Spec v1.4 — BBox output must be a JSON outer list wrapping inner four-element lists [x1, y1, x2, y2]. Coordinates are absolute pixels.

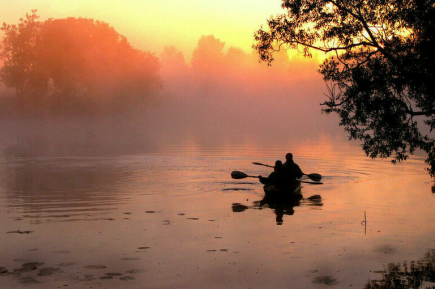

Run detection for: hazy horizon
[[0, 25, 348, 158]]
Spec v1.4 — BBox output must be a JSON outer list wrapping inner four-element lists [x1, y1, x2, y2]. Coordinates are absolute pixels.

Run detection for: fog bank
[[0, 35, 345, 157]]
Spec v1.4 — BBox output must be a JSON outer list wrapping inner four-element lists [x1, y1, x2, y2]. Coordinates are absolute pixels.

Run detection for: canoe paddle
[[231, 171, 259, 179], [231, 171, 323, 185], [252, 162, 322, 182]]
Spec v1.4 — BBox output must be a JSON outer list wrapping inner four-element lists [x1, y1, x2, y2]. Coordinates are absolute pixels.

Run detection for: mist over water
[[0, 32, 426, 198], [155, 41, 342, 145], [0, 35, 346, 158]]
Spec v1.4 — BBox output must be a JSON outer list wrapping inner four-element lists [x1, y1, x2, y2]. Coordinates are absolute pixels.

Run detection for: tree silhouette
[[0, 11, 162, 114], [254, 0, 435, 175]]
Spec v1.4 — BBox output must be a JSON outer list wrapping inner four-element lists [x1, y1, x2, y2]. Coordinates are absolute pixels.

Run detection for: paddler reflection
[[231, 186, 322, 225]]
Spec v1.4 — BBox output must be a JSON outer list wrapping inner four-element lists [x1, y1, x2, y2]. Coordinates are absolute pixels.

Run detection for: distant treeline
[[0, 10, 162, 115], [0, 11, 319, 117]]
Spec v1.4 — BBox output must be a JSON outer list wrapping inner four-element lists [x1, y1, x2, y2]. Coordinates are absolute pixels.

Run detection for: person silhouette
[[259, 160, 284, 186], [283, 153, 303, 182]]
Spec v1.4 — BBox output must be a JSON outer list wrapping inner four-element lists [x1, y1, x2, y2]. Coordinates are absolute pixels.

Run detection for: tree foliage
[[0, 11, 161, 114], [191, 35, 226, 74], [254, 0, 435, 175], [0, 10, 43, 98]]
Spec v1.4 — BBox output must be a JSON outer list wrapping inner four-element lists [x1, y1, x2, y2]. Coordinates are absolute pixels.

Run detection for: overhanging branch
[[280, 38, 376, 54], [405, 110, 435, 116]]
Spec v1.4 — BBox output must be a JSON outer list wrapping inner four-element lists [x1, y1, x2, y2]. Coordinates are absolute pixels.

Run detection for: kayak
[[263, 181, 302, 197]]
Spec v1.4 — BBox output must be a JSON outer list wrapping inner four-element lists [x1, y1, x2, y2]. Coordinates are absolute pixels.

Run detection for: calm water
[[0, 135, 433, 288]]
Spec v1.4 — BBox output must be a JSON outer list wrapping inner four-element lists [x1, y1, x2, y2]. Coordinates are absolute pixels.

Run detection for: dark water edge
[[365, 249, 435, 288]]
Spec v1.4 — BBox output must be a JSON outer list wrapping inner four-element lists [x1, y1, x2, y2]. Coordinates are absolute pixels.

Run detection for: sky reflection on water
[[0, 136, 433, 288]]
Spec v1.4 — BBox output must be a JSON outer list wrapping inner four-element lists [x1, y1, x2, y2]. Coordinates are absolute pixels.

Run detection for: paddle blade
[[231, 171, 248, 179], [305, 173, 322, 182], [252, 162, 274, 168]]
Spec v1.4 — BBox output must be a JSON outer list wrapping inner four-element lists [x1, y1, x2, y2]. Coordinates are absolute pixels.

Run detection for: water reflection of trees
[[232, 187, 322, 225], [366, 249, 435, 289]]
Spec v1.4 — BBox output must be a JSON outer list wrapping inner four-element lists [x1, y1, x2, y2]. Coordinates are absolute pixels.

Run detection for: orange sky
[[1, 0, 288, 59]]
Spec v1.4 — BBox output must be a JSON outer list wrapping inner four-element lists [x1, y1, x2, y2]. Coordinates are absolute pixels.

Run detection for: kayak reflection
[[232, 186, 323, 225]]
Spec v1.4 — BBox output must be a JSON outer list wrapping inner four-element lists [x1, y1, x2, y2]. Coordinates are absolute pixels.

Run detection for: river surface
[[0, 134, 434, 288]]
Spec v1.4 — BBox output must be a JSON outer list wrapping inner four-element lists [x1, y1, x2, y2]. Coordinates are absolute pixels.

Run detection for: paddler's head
[[285, 153, 293, 161], [274, 160, 283, 171]]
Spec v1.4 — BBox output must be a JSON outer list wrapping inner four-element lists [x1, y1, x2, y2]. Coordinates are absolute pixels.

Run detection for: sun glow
[[1, 0, 284, 57]]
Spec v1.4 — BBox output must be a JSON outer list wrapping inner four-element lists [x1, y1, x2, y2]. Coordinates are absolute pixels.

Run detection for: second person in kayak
[[259, 160, 286, 186], [283, 153, 303, 182]]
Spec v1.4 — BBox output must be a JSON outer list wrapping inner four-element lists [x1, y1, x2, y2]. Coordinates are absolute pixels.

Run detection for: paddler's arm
[[259, 176, 269, 185], [294, 164, 303, 178]]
